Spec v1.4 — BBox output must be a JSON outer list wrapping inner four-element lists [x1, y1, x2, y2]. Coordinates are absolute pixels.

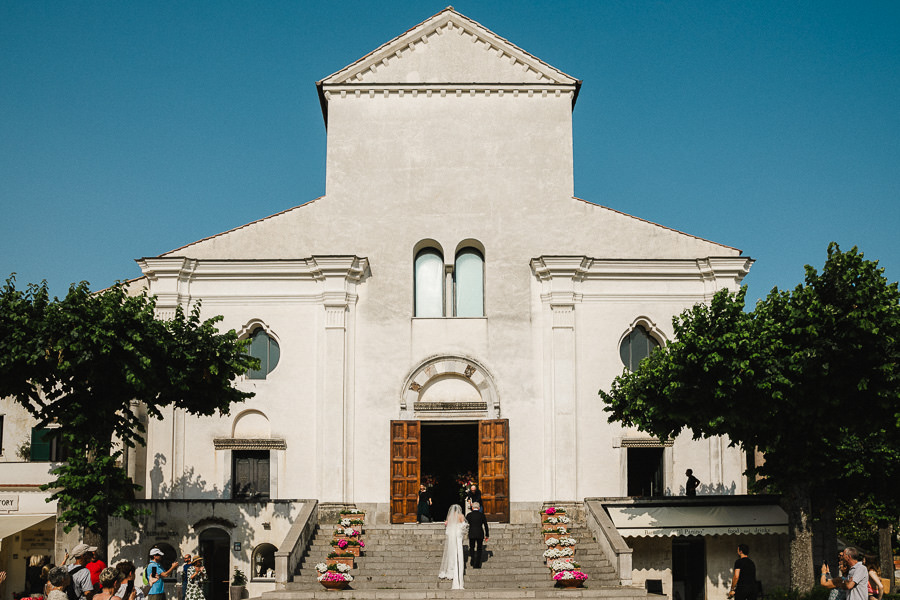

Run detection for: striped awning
[[607, 504, 788, 537]]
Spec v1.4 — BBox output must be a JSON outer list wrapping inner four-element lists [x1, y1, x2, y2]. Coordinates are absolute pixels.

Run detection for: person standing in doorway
[[727, 544, 757, 600], [685, 469, 700, 497], [465, 484, 482, 514], [465, 502, 490, 569], [417, 485, 433, 523]]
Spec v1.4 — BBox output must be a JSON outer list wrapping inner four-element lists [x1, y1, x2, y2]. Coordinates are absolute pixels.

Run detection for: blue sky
[[2, 1, 898, 304]]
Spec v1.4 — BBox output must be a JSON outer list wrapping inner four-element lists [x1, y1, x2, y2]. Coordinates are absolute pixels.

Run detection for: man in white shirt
[[820, 546, 867, 600]]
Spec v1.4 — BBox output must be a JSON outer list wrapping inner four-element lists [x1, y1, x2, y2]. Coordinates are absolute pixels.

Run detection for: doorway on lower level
[[420, 422, 478, 521], [673, 537, 706, 600]]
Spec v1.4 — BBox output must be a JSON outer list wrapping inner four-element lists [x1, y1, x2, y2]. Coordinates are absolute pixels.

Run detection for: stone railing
[[584, 499, 632, 586], [275, 500, 318, 587]]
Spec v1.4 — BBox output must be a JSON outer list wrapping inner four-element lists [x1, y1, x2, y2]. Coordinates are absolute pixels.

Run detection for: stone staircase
[[258, 517, 650, 600]]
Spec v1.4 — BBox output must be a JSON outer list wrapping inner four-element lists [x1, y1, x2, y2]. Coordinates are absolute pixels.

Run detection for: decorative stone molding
[[213, 438, 287, 451], [618, 316, 668, 348], [136, 256, 371, 312], [618, 438, 674, 448], [400, 355, 499, 418]]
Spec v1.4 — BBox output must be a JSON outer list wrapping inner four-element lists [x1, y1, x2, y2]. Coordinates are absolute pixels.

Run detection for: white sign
[[0, 495, 19, 511]]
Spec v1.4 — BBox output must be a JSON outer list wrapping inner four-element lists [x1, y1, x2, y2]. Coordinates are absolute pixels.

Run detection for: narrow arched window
[[620, 325, 660, 370], [454, 248, 484, 317], [248, 329, 280, 379], [415, 249, 444, 317]]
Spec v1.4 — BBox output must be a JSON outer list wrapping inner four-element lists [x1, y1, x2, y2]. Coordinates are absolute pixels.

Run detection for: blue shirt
[[148, 562, 165, 595]]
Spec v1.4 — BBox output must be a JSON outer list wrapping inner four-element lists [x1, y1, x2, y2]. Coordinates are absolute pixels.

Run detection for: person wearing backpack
[[67, 544, 98, 600], [146, 549, 177, 600]]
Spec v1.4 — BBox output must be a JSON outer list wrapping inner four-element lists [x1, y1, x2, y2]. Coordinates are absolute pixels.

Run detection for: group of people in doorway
[[0, 543, 210, 600], [418, 483, 490, 590]]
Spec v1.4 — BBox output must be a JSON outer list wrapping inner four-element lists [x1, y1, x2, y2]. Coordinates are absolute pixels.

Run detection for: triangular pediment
[[319, 8, 578, 87]]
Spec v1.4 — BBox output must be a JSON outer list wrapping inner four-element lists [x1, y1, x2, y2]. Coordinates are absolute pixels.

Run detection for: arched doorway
[[199, 528, 230, 600]]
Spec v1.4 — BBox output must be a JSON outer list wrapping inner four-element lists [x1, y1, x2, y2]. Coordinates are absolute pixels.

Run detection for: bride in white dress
[[438, 504, 468, 589]]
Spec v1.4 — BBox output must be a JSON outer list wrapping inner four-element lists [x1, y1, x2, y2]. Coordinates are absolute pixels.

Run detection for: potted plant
[[326, 551, 355, 568], [315, 563, 353, 590], [338, 508, 366, 522], [330, 538, 365, 556], [553, 569, 588, 588], [543, 548, 575, 566], [229, 568, 247, 600]]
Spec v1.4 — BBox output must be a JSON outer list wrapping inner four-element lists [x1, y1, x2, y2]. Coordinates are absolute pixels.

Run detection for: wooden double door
[[391, 419, 509, 523]]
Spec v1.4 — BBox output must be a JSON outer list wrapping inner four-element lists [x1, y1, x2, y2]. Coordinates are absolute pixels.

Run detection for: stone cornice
[[213, 438, 287, 451], [136, 256, 371, 311], [322, 84, 577, 100], [530, 256, 753, 282]]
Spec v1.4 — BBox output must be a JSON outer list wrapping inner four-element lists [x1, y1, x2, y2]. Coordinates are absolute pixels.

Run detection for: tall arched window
[[414, 249, 444, 317], [454, 248, 484, 317], [620, 325, 660, 370], [248, 328, 280, 380]]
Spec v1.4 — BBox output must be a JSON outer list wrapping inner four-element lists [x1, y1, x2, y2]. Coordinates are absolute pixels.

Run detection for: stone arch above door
[[400, 355, 499, 418]]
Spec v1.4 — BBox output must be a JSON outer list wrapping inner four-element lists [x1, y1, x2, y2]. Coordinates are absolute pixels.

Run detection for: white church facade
[[0, 8, 790, 600]]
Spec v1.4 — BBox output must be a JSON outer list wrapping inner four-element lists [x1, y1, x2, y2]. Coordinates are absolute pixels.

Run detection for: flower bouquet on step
[[553, 568, 588, 587], [316, 563, 353, 580], [543, 547, 575, 565], [542, 526, 568, 540], [333, 527, 362, 539], [339, 508, 365, 523], [543, 514, 571, 525], [326, 551, 355, 567], [339, 517, 364, 527], [549, 560, 579, 573], [330, 537, 365, 556], [316, 565, 353, 590]]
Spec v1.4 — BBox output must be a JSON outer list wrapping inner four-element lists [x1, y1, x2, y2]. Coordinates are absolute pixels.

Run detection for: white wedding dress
[[438, 504, 467, 589]]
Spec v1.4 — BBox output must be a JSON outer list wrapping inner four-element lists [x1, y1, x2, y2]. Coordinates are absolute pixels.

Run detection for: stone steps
[[256, 517, 644, 600]]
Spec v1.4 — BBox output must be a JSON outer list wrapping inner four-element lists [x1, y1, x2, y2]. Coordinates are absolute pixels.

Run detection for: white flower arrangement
[[543, 547, 575, 559], [338, 527, 360, 536], [545, 515, 571, 525], [340, 518, 351, 527], [558, 537, 577, 546], [545, 537, 559, 546], [549, 560, 576, 571]]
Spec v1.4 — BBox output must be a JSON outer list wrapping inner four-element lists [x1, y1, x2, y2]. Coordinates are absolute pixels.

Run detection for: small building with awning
[[587, 496, 790, 600], [0, 462, 74, 600]]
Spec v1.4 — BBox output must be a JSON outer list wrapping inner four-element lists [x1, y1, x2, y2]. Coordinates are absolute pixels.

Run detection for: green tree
[[599, 244, 900, 591], [0, 278, 258, 549]]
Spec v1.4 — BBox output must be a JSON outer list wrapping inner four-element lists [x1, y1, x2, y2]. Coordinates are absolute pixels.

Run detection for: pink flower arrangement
[[338, 539, 348, 549], [553, 570, 588, 581], [545, 507, 556, 515], [359, 540, 365, 548], [318, 571, 353, 582]]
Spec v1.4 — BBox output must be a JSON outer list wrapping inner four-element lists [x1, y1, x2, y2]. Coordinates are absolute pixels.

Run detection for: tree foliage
[[0, 278, 258, 540], [599, 243, 900, 590]]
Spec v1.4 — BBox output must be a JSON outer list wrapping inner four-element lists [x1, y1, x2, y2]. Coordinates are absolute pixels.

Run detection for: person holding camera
[[821, 547, 868, 600]]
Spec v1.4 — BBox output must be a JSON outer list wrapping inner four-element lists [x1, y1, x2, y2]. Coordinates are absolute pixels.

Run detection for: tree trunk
[[83, 518, 108, 562], [812, 492, 838, 572], [878, 523, 894, 593], [782, 482, 816, 591]]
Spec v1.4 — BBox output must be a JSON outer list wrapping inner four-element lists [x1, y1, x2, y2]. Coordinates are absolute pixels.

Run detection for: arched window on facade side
[[454, 248, 484, 317], [248, 328, 280, 380], [414, 248, 444, 317], [619, 325, 660, 371], [252, 543, 277, 580]]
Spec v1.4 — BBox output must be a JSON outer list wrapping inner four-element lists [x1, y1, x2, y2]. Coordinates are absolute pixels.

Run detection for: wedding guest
[[417, 485, 433, 523], [114, 561, 141, 600], [45, 568, 70, 600], [92, 568, 122, 600]]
